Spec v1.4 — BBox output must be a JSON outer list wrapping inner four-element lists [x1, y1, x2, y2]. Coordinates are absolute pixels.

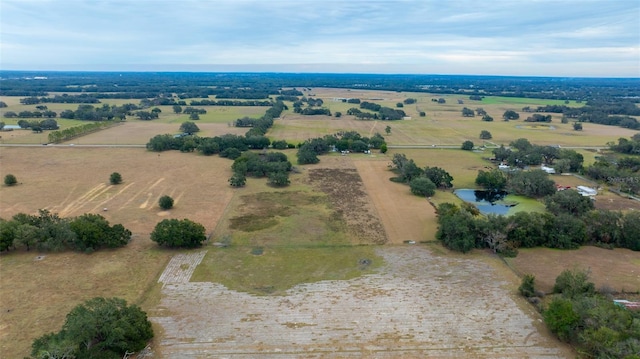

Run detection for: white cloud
[[0, 0, 638, 76]]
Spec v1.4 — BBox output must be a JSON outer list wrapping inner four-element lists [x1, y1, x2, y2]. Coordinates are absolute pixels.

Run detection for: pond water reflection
[[453, 189, 515, 215]]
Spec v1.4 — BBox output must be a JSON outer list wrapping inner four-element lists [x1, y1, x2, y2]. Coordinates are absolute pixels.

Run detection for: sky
[[1, 0, 639, 77]]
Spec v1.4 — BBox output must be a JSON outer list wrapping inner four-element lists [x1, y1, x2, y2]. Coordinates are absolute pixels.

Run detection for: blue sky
[[1, 0, 638, 76]]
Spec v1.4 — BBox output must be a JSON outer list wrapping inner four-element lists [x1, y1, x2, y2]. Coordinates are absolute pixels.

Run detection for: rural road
[[0, 143, 608, 150]]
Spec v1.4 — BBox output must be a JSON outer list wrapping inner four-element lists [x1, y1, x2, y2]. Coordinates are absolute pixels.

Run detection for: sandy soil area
[[152, 246, 571, 358]]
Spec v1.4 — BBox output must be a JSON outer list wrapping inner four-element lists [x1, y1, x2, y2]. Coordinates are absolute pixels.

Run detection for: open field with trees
[[1, 72, 639, 358]]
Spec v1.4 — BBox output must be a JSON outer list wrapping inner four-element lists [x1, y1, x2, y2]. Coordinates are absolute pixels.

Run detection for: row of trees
[[16, 118, 59, 132], [0, 210, 132, 253], [295, 131, 387, 165], [521, 269, 640, 359], [48, 121, 117, 143], [189, 99, 272, 106], [533, 100, 640, 129], [437, 190, 640, 255], [493, 138, 584, 172], [3, 110, 58, 119]]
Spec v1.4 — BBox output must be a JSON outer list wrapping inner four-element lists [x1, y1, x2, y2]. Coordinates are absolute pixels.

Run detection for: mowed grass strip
[[192, 245, 381, 295]]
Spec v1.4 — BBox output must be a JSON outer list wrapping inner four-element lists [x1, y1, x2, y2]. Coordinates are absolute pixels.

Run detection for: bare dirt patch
[[152, 246, 572, 358], [353, 158, 438, 243], [305, 157, 387, 244]]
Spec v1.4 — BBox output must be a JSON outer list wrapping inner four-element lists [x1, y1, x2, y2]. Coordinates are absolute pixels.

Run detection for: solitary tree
[[4, 174, 17, 186], [461, 140, 474, 151], [31, 297, 153, 359], [151, 218, 206, 248], [179, 121, 200, 135], [479, 130, 492, 139], [503, 110, 520, 120], [189, 112, 200, 121], [385, 125, 391, 135], [573, 122, 583, 131], [172, 104, 183, 114], [159, 195, 174, 210], [109, 172, 122, 185]]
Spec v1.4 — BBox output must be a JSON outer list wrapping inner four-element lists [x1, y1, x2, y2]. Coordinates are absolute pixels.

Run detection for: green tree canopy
[[158, 195, 174, 210], [503, 110, 520, 120], [179, 121, 200, 134], [545, 189, 594, 216], [4, 174, 17, 186], [475, 169, 507, 191], [409, 177, 436, 197], [151, 218, 206, 248], [461, 140, 474, 151], [109, 172, 122, 185], [31, 297, 153, 359]]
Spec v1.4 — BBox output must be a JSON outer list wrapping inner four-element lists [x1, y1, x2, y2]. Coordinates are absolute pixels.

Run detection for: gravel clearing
[[152, 246, 568, 358]]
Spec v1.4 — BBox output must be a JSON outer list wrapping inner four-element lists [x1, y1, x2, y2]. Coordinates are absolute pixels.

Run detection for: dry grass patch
[[0, 147, 234, 234], [505, 246, 640, 294], [0, 237, 172, 358]]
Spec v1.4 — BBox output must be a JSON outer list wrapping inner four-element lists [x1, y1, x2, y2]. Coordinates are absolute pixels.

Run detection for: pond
[[453, 189, 516, 215]]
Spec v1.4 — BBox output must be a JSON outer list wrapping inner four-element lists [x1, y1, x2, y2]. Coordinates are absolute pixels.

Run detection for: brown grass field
[[1, 88, 639, 357], [506, 246, 640, 294]]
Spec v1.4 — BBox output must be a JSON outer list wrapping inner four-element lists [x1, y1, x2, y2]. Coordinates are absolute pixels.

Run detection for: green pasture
[[192, 245, 381, 295], [474, 96, 580, 107], [192, 185, 383, 295]]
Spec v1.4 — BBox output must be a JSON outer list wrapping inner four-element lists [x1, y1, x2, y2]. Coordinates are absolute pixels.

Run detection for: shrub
[[409, 177, 436, 197], [4, 174, 17, 186], [518, 274, 536, 298], [109, 172, 122, 185], [158, 195, 174, 210]]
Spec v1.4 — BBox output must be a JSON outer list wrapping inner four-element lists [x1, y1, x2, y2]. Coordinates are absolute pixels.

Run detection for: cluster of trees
[[182, 106, 207, 115], [525, 114, 553, 123], [389, 153, 453, 197], [436, 191, 640, 255], [3, 110, 58, 119], [295, 131, 387, 165], [20, 94, 101, 105], [31, 297, 154, 359], [189, 99, 272, 106], [292, 97, 331, 116], [461, 107, 475, 117], [584, 136, 640, 194], [230, 151, 292, 187], [59, 103, 138, 121], [503, 110, 520, 120], [522, 269, 640, 359], [48, 121, 116, 143], [0, 210, 132, 253], [492, 138, 584, 173], [148, 101, 284, 155], [15, 118, 59, 132], [475, 168, 557, 197], [533, 100, 640, 129], [147, 132, 251, 155], [135, 107, 161, 120], [347, 106, 406, 121]]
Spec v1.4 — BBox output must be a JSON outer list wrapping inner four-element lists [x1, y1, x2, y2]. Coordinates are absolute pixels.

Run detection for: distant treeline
[[1, 71, 638, 102]]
